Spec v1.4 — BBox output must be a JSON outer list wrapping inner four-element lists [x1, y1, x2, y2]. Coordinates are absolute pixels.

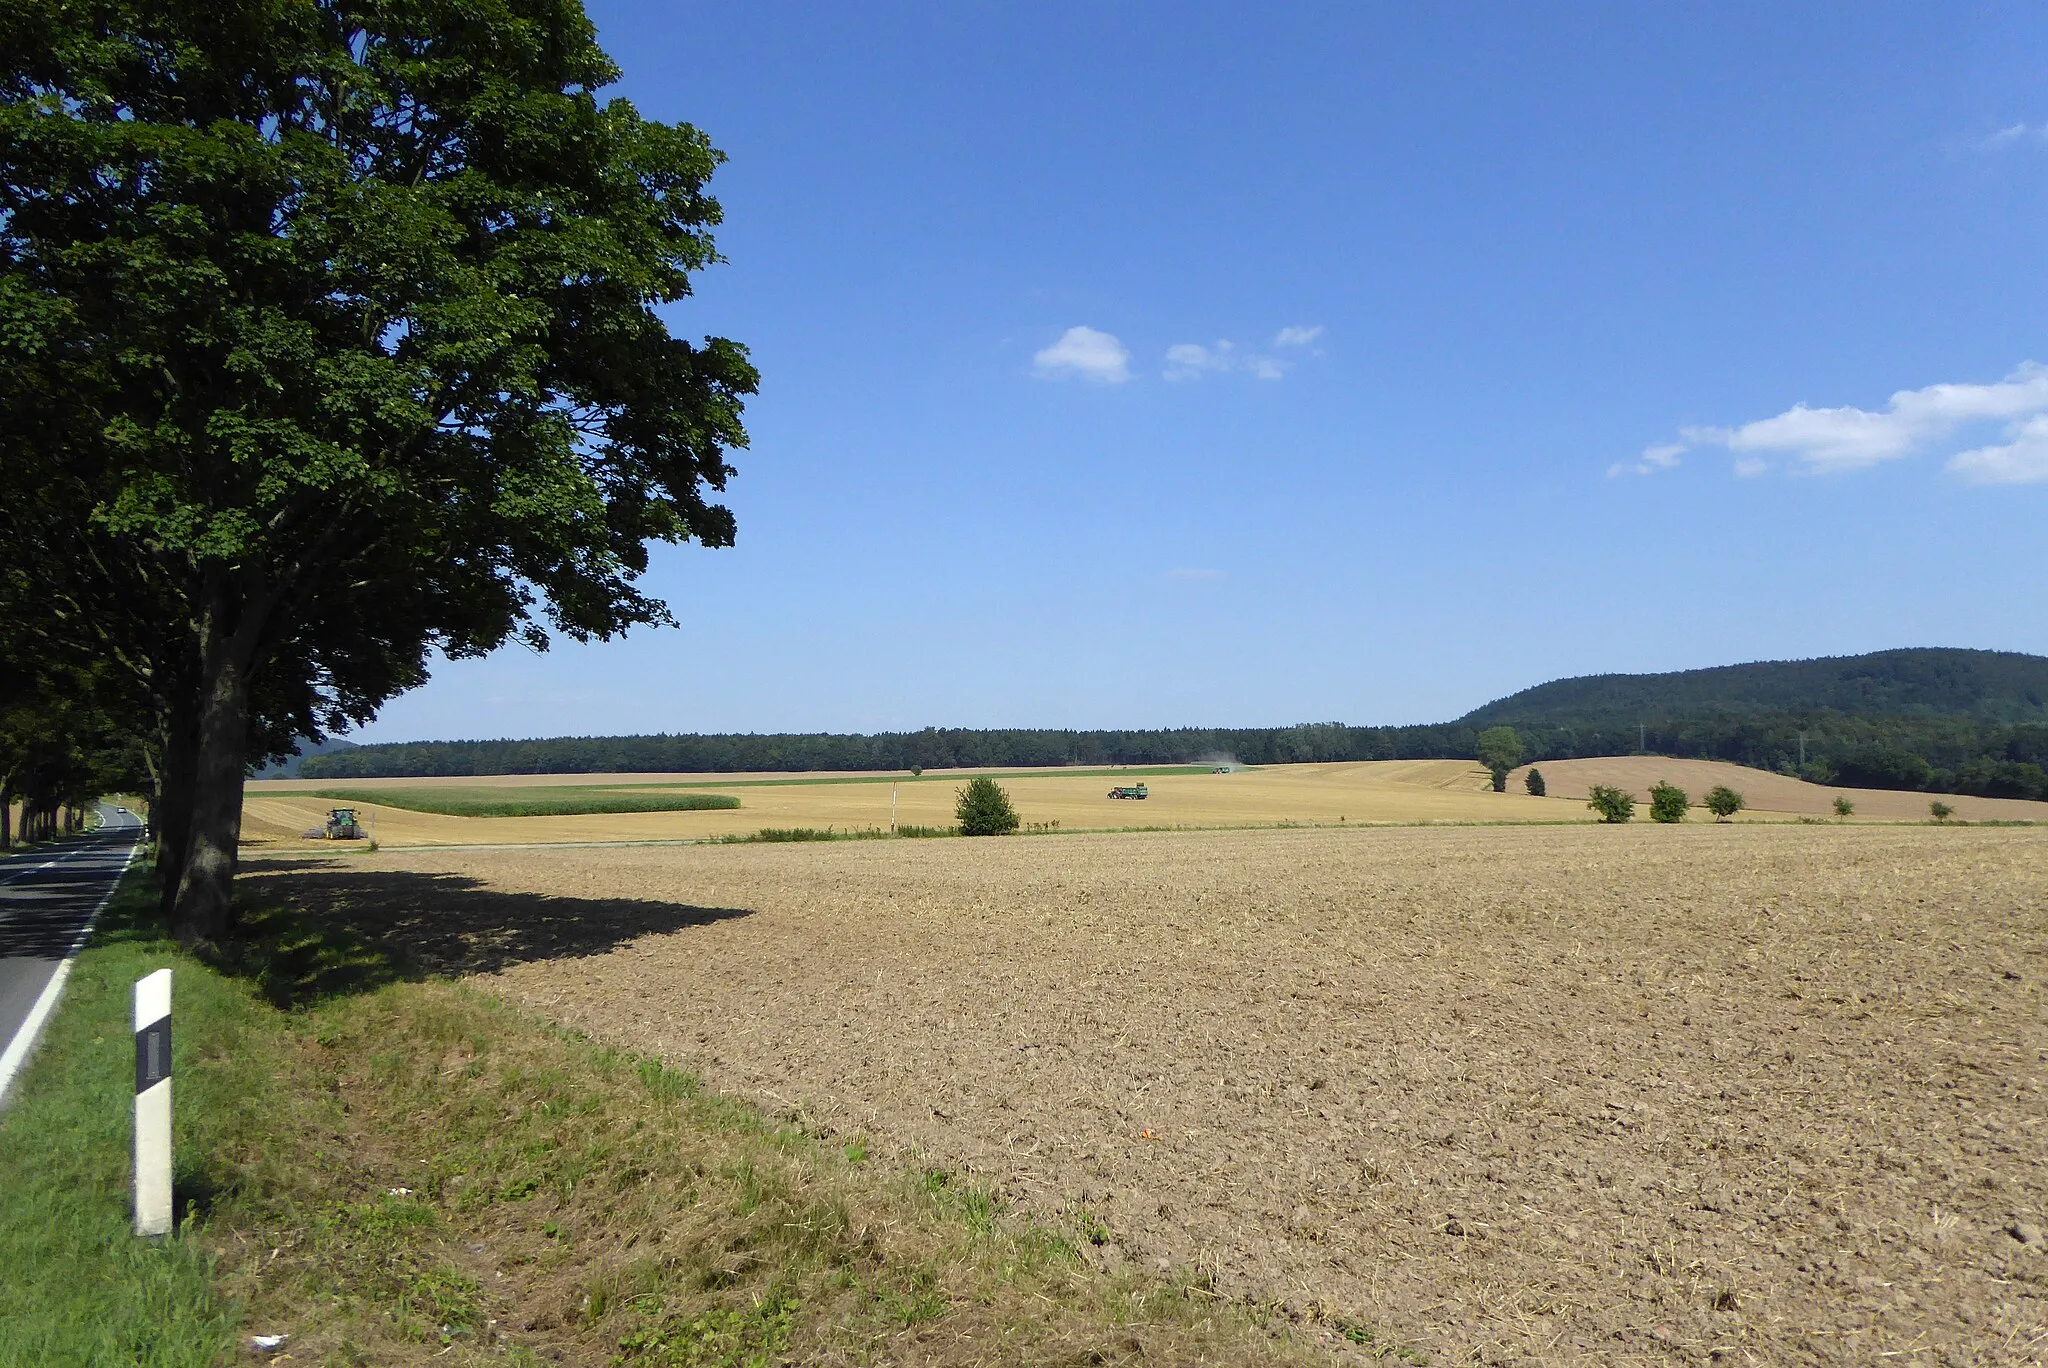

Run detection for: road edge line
[[0, 839, 141, 1111]]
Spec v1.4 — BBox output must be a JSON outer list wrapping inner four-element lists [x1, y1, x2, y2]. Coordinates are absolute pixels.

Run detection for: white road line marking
[[0, 840, 141, 1110]]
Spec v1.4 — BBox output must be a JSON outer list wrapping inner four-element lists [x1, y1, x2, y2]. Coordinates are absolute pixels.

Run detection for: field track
[[248, 822, 2048, 1365]]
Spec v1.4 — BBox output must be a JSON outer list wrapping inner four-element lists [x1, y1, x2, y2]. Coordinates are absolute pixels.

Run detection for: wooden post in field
[[891, 783, 898, 835], [134, 969, 173, 1238]]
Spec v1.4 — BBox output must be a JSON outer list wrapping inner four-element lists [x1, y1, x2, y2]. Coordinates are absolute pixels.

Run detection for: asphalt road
[[0, 806, 143, 1104]]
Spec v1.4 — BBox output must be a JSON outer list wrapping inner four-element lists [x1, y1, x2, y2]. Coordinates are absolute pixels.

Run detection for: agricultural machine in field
[[1106, 783, 1149, 800], [320, 808, 365, 840]]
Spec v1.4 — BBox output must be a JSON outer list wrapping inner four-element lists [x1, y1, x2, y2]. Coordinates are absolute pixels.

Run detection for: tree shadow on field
[[222, 860, 755, 1009]]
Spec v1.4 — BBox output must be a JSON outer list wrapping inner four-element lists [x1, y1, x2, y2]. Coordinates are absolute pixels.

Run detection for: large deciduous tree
[[1, 0, 755, 942]]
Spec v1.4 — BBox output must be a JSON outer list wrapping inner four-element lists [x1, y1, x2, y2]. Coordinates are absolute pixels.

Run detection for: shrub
[[1587, 785, 1634, 823], [955, 776, 1019, 836], [1929, 800, 1954, 822], [1524, 767, 1546, 797], [1648, 781, 1689, 824], [1476, 727, 1524, 793], [1832, 796, 1855, 820], [1704, 785, 1744, 821]]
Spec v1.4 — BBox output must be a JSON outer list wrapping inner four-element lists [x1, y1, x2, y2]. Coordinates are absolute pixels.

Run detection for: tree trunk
[[171, 601, 255, 949], [0, 782, 11, 851], [155, 703, 198, 923]]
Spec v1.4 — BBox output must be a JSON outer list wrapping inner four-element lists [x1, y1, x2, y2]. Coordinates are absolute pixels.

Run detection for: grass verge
[[305, 788, 742, 818], [0, 869, 1313, 1367]]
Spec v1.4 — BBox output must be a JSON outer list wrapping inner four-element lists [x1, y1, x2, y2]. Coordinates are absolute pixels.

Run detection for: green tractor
[[1106, 783, 1149, 800], [323, 808, 365, 840]]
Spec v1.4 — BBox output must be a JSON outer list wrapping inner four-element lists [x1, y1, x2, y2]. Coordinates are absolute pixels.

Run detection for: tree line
[[1, 1, 755, 943], [298, 710, 2048, 802]]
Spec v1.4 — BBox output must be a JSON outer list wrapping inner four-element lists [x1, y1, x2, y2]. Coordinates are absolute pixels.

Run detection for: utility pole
[[1639, 722, 1646, 753]]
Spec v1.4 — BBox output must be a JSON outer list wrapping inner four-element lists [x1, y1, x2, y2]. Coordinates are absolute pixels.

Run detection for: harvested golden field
[[248, 823, 2048, 1366], [1517, 756, 2048, 823], [242, 759, 1552, 847], [241, 757, 2048, 849]]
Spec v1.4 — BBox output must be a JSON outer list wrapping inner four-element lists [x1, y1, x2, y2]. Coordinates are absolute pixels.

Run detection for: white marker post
[[134, 969, 173, 1238]]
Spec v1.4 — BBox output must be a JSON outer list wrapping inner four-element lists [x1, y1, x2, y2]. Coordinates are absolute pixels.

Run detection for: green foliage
[[955, 776, 1019, 836], [1832, 795, 1855, 819], [1704, 785, 1745, 821], [1462, 647, 2048, 725], [1929, 800, 1954, 822], [1524, 767, 1546, 797], [304, 788, 738, 818], [1587, 785, 1634, 823], [1476, 726, 1524, 792], [2, 0, 756, 933], [1648, 780, 1689, 824]]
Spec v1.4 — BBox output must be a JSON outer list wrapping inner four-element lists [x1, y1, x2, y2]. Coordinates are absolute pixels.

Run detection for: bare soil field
[[248, 823, 2048, 1365], [1517, 756, 2048, 823], [240, 758, 2047, 849]]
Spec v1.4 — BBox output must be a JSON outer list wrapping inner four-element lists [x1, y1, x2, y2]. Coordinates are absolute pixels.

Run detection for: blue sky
[[363, 2, 2048, 741]]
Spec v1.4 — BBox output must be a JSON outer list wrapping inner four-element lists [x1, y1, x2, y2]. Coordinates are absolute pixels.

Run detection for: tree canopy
[[1, 0, 754, 938]]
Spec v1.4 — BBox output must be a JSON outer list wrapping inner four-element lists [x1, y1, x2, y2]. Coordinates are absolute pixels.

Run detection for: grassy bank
[[304, 787, 742, 818], [0, 872, 1310, 1366]]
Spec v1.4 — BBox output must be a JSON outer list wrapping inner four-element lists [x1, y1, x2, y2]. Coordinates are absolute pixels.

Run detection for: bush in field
[[956, 777, 1019, 836], [1832, 795, 1855, 820], [1648, 781, 1689, 823], [1704, 785, 1744, 821], [1476, 727, 1524, 792], [1587, 785, 1634, 823], [1524, 767, 1546, 797], [1929, 800, 1954, 822]]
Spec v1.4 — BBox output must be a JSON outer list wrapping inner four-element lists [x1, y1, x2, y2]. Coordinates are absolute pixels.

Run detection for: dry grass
[[250, 822, 2048, 1365], [243, 758, 2048, 850]]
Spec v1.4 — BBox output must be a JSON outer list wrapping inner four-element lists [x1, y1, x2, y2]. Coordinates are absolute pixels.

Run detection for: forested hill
[[1460, 648, 2048, 726], [295, 648, 2048, 801]]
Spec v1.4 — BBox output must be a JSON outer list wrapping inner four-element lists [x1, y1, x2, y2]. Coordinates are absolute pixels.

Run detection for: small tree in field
[[1832, 795, 1855, 820], [1587, 785, 1634, 823], [1929, 800, 1954, 823], [1649, 780, 1689, 823], [956, 776, 1019, 836], [1524, 767, 1546, 797], [1476, 727, 1524, 792], [1704, 786, 1744, 821]]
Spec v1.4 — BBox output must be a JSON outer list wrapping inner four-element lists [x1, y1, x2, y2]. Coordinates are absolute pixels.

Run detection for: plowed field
[[252, 823, 2048, 1365]]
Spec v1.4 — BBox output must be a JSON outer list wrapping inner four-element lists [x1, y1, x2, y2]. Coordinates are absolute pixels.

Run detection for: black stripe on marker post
[[135, 1013, 171, 1095]]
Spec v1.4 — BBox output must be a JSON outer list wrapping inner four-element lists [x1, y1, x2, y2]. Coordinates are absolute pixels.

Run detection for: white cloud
[[1985, 122, 2048, 149], [1734, 456, 1768, 478], [1273, 325, 1325, 348], [1164, 340, 1235, 381], [1608, 441, 1687, 477], [1164, 337, 1293, 381], [1948, 413, 2048, 484], [1679, 363, 2048, 474], [1033, 326, 1130, 384]]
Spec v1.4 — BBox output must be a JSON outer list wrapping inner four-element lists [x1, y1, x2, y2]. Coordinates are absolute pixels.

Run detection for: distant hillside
[[1461, 648, 2048, 726], [249, 735, 359, 780], [296, 648, 2048, 802]]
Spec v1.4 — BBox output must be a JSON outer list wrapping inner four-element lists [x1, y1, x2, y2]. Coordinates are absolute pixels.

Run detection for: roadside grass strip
[[0, 869, 1313, 1366]]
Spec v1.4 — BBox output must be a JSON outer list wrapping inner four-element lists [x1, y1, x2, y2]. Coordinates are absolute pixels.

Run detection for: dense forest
[[297, 649, 2048, 802]]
